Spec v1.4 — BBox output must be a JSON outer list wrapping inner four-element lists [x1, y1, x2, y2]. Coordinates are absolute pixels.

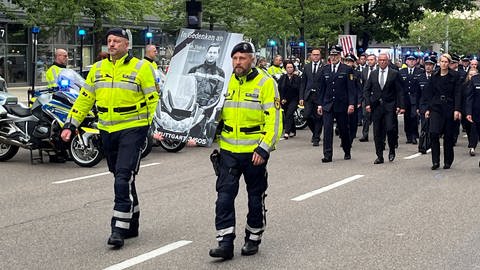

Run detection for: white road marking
[[291, 174, 364, 201], [404, 149, 431, 160], [52, 162, 161, 184], [103, 240, 192, 270]]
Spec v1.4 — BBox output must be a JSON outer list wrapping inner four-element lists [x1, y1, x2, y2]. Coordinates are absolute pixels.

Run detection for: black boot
[[107, 231, 124, 248], [241, 240, 259, 256], [209, 245, 234, 260]]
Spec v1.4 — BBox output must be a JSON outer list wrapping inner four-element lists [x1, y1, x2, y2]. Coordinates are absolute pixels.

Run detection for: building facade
[[0, 6, 176, 87]]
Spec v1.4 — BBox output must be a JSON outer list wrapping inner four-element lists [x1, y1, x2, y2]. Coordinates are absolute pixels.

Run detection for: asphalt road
[[1, 123, 480, 270]]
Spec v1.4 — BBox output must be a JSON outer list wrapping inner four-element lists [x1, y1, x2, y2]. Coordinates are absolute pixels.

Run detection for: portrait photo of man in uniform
[[187, 43, 226, 141]]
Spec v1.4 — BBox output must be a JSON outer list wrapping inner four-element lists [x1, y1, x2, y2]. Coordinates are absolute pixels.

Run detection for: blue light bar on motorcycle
[[60, 79, 70, 89]]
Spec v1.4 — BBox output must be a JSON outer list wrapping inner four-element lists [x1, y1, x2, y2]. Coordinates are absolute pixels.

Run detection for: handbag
[[418, 119, 431, 154]]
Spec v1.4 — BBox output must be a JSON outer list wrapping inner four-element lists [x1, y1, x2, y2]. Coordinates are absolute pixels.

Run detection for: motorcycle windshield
[[56, 69, 85, 94]]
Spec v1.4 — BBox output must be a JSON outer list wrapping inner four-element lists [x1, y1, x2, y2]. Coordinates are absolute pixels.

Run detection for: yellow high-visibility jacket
[[267, 65, 285, 78], [219, 68, 282, 154], [45, 64, 64, 88], [66, 53, 159, 133]]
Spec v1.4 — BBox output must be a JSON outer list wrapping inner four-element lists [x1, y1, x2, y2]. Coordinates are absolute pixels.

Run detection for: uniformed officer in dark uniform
[[344, 53, 363, 145], [317, 45, 355, 162], [460, 55, 471, 73], [449, 54, 467, 145], [462, 67, 479, 156], [423, 53, 462, 170], [417, 55, 436, 153], [465, 71, 480, 167], [399, 55, 423, 144]]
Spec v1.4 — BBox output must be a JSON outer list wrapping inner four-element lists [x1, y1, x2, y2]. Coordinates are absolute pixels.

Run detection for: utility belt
[[97, 102, 146, 113], [223, 124, 262, 133]]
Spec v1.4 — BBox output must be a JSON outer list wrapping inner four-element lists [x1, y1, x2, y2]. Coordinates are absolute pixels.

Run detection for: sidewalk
[[7, 86, 39, 104]]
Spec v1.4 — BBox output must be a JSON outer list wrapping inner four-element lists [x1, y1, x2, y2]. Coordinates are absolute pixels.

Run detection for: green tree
[[352, 0, 476, 52], [405, 11, 480, 55], [1, 0, 157, 56]]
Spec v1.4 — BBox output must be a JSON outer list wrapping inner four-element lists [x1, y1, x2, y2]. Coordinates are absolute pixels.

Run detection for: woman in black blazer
[[424, 54, 462, 170], [278, 62, 301, 139]]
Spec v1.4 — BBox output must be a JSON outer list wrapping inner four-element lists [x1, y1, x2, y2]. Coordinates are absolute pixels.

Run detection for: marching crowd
[[265, 46, 480, 170]]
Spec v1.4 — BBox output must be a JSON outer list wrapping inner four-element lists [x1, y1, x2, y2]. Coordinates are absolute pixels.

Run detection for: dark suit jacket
[[360, 66, 376, 103], [317, 63, 355, 112], [300, 61, 322, 101], [363, 67, 404, 112], [423, 69, 462, 113], [399, 67, 423, 106], [278, 73, 301, 102], [466, 74, 480, 121]]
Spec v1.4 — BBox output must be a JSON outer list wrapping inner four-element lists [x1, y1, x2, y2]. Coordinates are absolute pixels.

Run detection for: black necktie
[[313, 63, 317, 74]]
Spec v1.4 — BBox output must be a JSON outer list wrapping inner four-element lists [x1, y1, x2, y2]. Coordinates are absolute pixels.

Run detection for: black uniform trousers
[[323, 110, 351, 158], [283, 100, 298, 135], [429, 109, 457, 166], [462, 116, 479, 148], [349, 107, 359, 144], [404, 105, 419, 141], [304, 92, 323, 143], [372, 105, 397, 158], [473, 120, 480, 151], [215, 150, 268, 247], [101, 126, 148, 235], [361, 101, 371, 139]]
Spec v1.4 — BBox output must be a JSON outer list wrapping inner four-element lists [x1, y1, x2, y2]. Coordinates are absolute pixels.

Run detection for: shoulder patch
[[274, 97, 281, 110]]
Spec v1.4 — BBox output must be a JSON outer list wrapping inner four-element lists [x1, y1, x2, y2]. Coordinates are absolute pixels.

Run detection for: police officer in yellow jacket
[[60, 28, 159, 248], [45, 48, 68, 88], [209, 42, 282, 260], [267, 54, 285, 80]]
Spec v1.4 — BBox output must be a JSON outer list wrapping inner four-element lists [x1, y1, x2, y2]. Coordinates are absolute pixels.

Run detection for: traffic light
[[145, 32, 153, 39], [298, 41, 305, 47], [78, 29, 86, 36], [186, 0, 202, 29], [268, 39, 276, 46]]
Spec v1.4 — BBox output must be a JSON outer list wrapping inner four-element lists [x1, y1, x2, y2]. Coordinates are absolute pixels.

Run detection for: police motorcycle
[[0, 69, 103, 167], [150, 74, 206, 152]]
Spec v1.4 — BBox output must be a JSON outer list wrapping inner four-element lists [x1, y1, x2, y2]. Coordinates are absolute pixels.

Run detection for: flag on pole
[[338, 35, 357, 57]]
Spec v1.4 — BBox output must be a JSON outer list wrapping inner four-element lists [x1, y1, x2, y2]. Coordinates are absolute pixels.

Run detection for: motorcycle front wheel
[[141, 135, 153, 158], [159, 139, 186, 153], [70, 134, 104, 167], [294, 107, 308, 130], [0, 142, 19, 161]]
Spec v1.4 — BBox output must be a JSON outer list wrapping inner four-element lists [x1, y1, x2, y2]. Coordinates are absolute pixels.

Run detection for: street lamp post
[[269, 39, 276, 63], [29, 26, 40, 102], [78, 28, 86, 76]]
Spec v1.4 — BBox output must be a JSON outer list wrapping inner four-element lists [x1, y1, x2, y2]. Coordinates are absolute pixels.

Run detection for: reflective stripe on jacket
[[66, 53, 159, 133], [46, 65, 63, 88], [219, 69, 282, 153]]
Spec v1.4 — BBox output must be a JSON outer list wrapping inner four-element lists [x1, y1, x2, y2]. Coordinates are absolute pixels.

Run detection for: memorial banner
[[152, 29, 243, 146]]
